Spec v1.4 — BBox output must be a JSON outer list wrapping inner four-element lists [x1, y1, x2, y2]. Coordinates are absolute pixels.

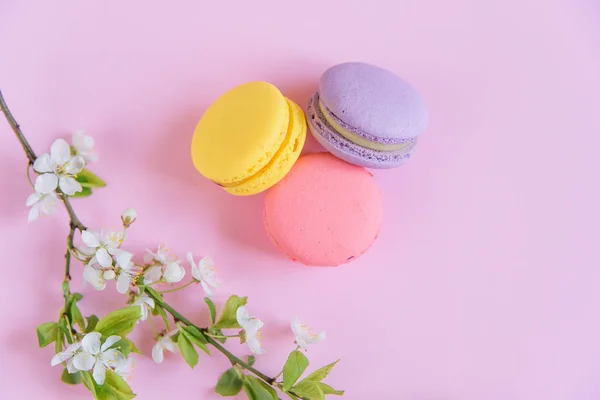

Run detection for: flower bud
[[103, 270, 116, 280], [121, 208, 137, 227]]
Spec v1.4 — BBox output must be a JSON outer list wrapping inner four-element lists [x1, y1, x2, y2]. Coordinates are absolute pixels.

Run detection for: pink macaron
[[264, 153, 382, 266]]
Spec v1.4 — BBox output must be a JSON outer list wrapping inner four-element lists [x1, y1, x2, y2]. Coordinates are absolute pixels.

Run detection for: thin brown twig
[[0, 90, 37, 163]]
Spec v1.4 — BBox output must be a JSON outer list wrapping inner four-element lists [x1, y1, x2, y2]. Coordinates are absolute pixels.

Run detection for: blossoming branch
[[0, 90, 343, 400]]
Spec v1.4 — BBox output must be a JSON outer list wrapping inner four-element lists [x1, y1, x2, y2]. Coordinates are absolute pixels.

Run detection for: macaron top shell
[[319, 62, 428, 143], [264, 153, 382, 266], [192, 81, 289, 185]]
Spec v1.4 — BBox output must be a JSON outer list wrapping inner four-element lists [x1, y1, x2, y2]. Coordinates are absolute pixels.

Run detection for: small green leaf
[[243, 376, 277, 400], [178, 333, 198, 368], [70, 303, 85, 331], [256, 379, 278, 399], [95, 307, 140, 337], [318, 382, 344, 396], [205, 297, 217, 325], [303, 359, 340, 382], [76, 168, 107, 188], [291, 380, 325, 400], [71, 292, 84, 302], [71, 186, 92, 198], [214, 295, 247, 330], [247, 355, 256, 367], [209, 327, 227, 343], [62, 281, 70, 298], [84, 369, 136, 400], [180, 325, 210, 355], [85, 315, 99, 333], [36, 322, 58, 348], [117, 338, 141, 357], [283, 350, 309, 391], [58, 317, 71, 340], [61, 368, 82, 385], [215, 368, 243, 396]]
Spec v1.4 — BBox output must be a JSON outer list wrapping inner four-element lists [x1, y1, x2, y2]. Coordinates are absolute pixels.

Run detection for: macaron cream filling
[[317, 94, 416, 152]]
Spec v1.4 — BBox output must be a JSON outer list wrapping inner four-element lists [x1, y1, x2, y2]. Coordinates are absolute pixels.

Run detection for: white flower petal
[[163, 262, 185, 283], [100, 349, 124, 367], [73, 352, 96, 371], [51, 352, 71, 366], [162, 337, 178, 353], [143, 266, 162, 284], [26, 192, 42, 207], [66, 359, 79, 374], [186, 252, 196, 268], [101, 335, 122, 352], [83, 265, 106, 290], [40, 192, 59, 213], [35, 173, 58, 194], [236, 306, 251, 327], [33, 153, 56, 173], [28, 207, 40, 222], [59, 176, 82, 196], [200, 280, 213, 297], [113, 250, 133, 268], [81, 230, 101, 248], [65, 155, 85, 174], [50, 138, 71, 165], [92, 363, 106, 385], [82, 332, 102, 355], [116, 273, 130, 294], [96, 248, 112, 268], [152, 343, 164, 364], [247, 334, 265, 355], [73, 130, 95, 152]]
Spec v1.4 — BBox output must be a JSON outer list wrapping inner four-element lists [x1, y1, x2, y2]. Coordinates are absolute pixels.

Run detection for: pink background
[[1, 1, 599, 399]]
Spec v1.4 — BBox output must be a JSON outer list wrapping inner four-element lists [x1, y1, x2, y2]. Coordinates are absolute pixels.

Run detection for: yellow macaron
[[191, 82, 307, 196]]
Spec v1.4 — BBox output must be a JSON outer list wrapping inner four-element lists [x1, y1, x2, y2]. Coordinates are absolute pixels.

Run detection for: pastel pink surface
[[1, 1, 600, 400], [264, 153, 382, 266]]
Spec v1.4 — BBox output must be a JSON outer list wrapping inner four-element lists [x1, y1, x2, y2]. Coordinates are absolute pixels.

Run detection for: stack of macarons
[[191, 62, 428, 266]]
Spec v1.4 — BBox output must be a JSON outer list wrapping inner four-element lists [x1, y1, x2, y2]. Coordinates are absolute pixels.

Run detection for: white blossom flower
[[33, 138, 85, 196], [143, 265, 163, 284], [115, 252, 139, 294], [152, 332, 178, 363], [83, 265, 107, 290], [187, 253, 219, 297], [163, 260, 185, 283], [291, 317, 325, 350], [51, 333, 124, 385], [114, 356, 134, 382], [80, 229, 126, 268], [51, 341, 82, 373], [121, 208, 137, 227], [236, 306, 265, 355], [72, 130, 98, 163], [144, 244, 171, 264], [132, 294, 155, 321], [26, 191, 59, 222]]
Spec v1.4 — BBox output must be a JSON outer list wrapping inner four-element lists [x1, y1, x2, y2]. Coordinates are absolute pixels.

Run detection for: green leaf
[[247, 355, 256, 367], [84, 370, 136, 400], [291, 380, 325, 400], [76, 168, 107, 188], [243, 376, 277, 400], [318, 382, 344, 396], [70, 303, 85, 331], [177, 332, 198, 368], [180, 325, 210, 355], [85, 315, 99, 333], [205, 297, 217, 325], [257, 379, 278, 399], [62, 281, 70, 298], [36, 322, 58, 348], [71, 186, 92, 198], [95, 307, 140, 337], [303, 359, 340, 382], [61, 368, 82, 385], [213, 295, 247, 330], [71, 292, 84, 302], [117, 338, 141, 357], [283, 350, 309, 391], [215, 368, 243, 396]]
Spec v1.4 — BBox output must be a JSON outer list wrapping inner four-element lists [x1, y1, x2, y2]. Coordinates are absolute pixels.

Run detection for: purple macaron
[[306, 62, 428, 168]]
